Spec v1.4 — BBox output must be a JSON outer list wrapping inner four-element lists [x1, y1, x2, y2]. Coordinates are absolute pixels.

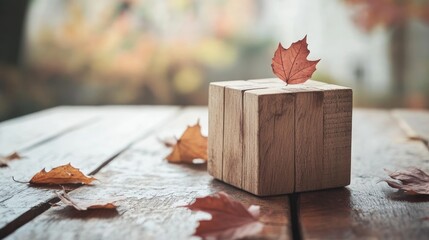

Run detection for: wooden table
[[0, 106, 428, 239]]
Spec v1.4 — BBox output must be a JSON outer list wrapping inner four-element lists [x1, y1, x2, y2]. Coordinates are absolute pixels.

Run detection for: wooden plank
[[207, 81, 248, 180], [0, 106, 179, 236], [0, 106, 98, 156], [294, 89, 324, 192], [7, 107, 292, 240], [222, 84, 266, 188], [298, 110, 429, 239], [243, 88, 295, 195], [393, 109, 429, 146]]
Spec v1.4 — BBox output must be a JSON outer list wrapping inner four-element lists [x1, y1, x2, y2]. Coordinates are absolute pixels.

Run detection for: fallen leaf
[[30, 163, 96, 185], [383, 167, 429, 194], [0, 152, 22, 167], [165, 121, 208, 163], [271, 35, 320, 85], [185, 192, 263, 240], [55, 190, 117, 211]]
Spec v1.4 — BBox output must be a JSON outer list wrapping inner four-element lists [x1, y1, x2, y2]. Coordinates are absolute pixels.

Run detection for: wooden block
[[243, 88, 295, 195], [208, 81, 250, 180], [222, 83, 267, 188], [208, 79, 352, 196]]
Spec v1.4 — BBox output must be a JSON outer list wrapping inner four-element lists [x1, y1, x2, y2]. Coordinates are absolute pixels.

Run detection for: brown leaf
[[55, 190, 117, 211], [383, 167, 429, 195], [165, 121, 208, 163], [271, 35, 320, 85], [185, 192, 263, 240], [30, 163, 96, 185], [0, 152, 22, 167]]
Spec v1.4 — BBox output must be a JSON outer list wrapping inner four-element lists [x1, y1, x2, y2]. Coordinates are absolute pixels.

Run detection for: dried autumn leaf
[[0, 152, 22, 167], [271, 35, 320, 85], [55, 190, 117, 211], [30, 163, 96, 185], [185, 192, 263, 240], [383, 167, 429, 194], [165, 121, 208, 163]]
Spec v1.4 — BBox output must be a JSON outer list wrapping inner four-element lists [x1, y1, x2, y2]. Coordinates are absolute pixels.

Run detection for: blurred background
[[0, 0, 429, 121]]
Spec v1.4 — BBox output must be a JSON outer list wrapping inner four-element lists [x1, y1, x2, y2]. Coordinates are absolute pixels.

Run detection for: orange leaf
[[185, 192, 263, 240], [271, 35, 320, 84], [383, 167, 429, 195], [30, 163, 96, 185], [165, 121, 208, 163], [55, 190, 117, 211], [0, 152, 22, 167]]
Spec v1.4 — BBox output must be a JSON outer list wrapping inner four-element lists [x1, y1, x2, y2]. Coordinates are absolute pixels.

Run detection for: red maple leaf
[[185, 192, 263, 240], [271, 35, 320, 84]]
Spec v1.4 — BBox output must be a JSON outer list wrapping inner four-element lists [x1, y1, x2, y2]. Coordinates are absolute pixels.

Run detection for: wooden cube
[[208, 78, 352, 196]]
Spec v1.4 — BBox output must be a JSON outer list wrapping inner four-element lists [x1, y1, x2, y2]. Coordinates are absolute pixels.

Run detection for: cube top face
[[208, 79, 352, 196]]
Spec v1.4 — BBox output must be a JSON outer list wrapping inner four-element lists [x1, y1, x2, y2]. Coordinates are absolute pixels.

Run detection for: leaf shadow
[[177, 162, 207, 172], [53, 206, 120, 219], [28, 184, 82, 191], [386, 191, 429, 203]]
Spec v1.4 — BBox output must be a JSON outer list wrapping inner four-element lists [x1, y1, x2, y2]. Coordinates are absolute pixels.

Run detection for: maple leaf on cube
[[185, 192, 263, 240], [55, 190, 117, 211], [271, 35, 320, 85], [383, 167, 429, 195], [165, 121, 208, 164], [29, 163, 96, 185]]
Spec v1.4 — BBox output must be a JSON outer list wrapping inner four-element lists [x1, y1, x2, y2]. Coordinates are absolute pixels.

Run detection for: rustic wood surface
[[3, 107, 291, 240], [393, 109, 429, 146], [0, 106, 179, 236], [0, 106, 428, 240], [298, 110, 429, 239]]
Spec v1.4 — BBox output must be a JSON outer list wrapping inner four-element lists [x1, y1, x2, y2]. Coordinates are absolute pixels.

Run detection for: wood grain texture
[[0, 106, 98, 156], [222, 84, 265, 188], [294, 89, 324, 192], [7, 107, 292, 240], [393, 109, 429, 146], [243, 89, 295, 196], [299, 110, 429, 239], [208, 81, 248, 180], [0, 106, 179, 236], [316, 84, 353, 189]]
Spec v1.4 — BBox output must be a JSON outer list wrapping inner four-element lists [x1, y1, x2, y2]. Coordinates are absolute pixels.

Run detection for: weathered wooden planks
[[7, 107, 292, 240], [393, 109, 429, 146], [0, 107, 98, 156], [298, 110, 429, 239], [0, 106, 179, 237]]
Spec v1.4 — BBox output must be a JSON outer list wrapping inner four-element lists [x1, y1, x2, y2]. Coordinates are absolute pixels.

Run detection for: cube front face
[[208, 79, 352, 196]]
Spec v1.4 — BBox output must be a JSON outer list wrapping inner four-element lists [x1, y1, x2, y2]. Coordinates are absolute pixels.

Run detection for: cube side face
[[208, 81, 251, 181], [256, 92, 295, 195], [207, 84, 225, 180], [222, 84, 267, 188], [321, 89, 353, 188]]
